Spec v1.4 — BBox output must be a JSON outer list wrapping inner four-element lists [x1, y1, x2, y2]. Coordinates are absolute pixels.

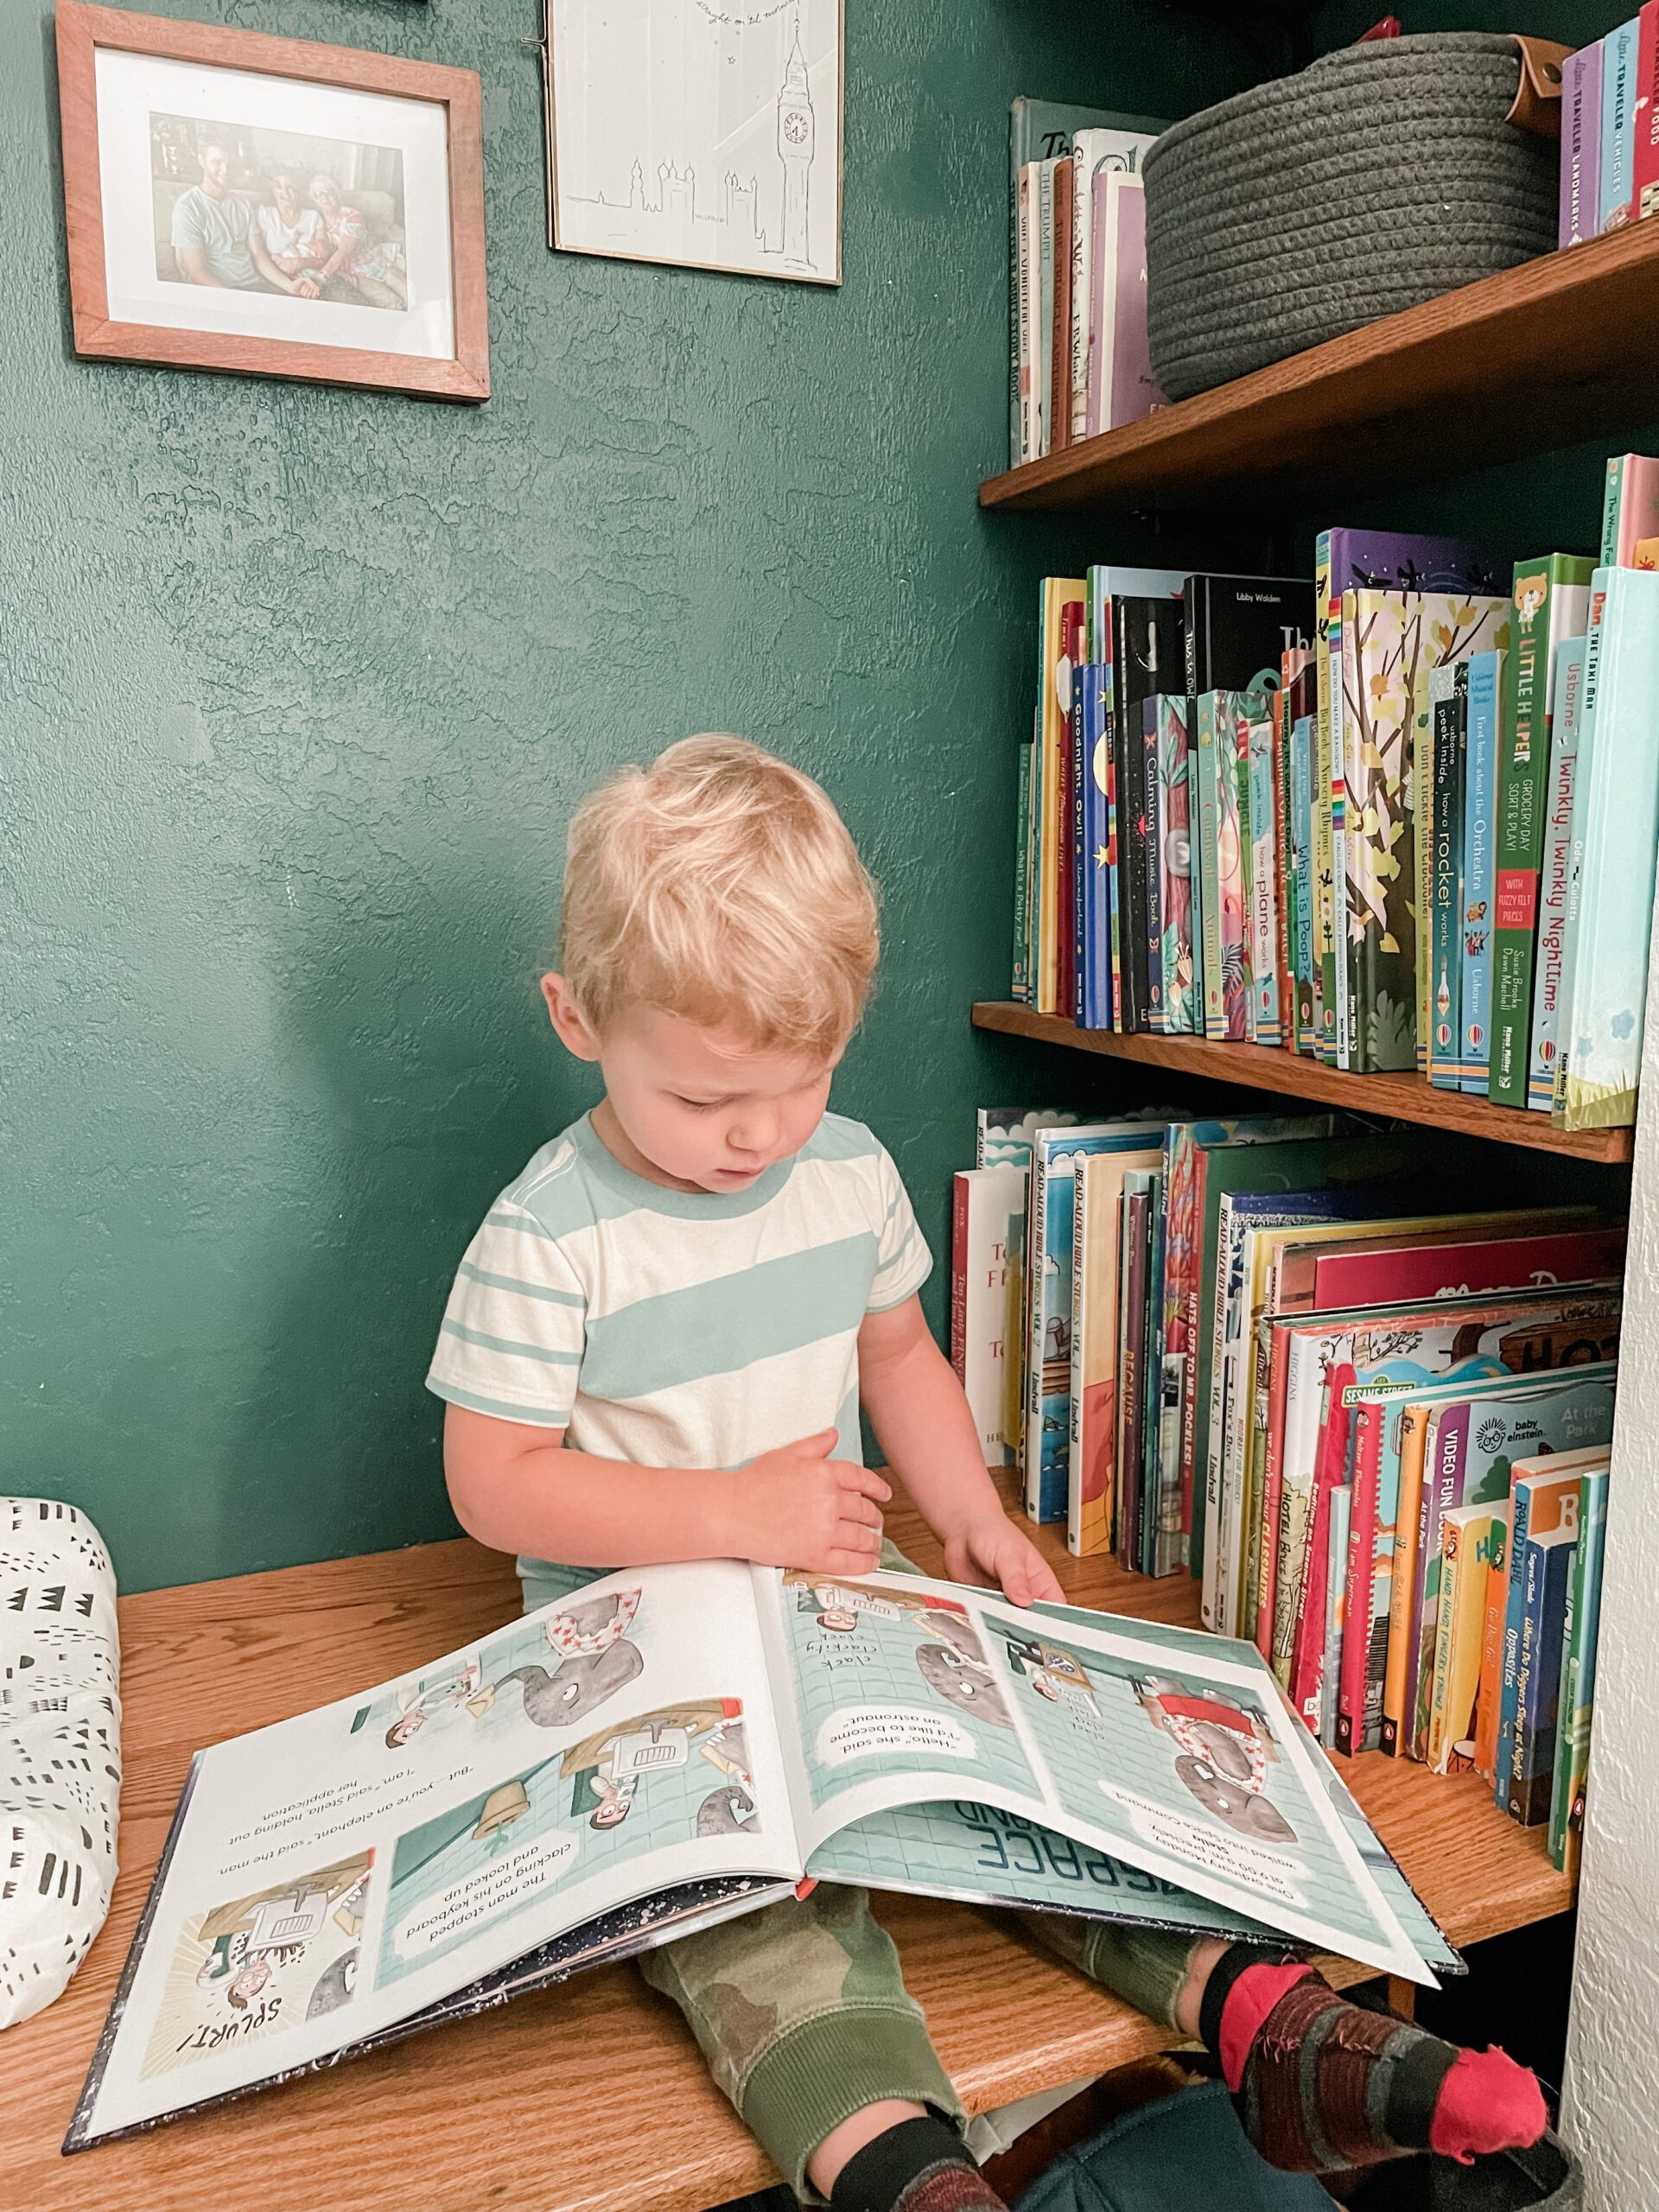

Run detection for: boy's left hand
[[942, 1515, 1065, 1610]]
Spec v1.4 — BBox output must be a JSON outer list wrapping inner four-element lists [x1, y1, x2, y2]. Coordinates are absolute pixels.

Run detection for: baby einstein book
[[70, 1563, 1457, 2149]]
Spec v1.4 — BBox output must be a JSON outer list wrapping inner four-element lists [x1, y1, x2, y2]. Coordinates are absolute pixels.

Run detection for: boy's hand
[[942, 1514, 1065, 1610], [728, 1431, 891, 1576]]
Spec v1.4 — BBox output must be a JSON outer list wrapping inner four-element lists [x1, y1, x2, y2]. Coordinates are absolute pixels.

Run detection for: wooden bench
[[3, 1475, 1574, 2212]]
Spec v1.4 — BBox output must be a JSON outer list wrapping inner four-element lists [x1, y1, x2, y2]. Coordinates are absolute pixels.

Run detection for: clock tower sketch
[[776, 21, 815, 270], [549, 0, 841, 284]]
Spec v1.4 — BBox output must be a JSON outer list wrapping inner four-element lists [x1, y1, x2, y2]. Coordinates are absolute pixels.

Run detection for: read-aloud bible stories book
[[70, 1560, 1456, 2150]]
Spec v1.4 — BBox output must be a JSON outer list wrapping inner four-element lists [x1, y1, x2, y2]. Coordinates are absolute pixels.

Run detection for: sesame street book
[[69, 1562, 1455, 2150]]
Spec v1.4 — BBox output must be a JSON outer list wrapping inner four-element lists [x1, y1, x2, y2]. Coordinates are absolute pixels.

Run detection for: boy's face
[[543, 979, 838, 1194]]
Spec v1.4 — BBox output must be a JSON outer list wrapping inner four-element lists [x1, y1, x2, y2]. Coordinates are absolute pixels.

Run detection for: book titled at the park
[[68, 1564, 1460, 2152]]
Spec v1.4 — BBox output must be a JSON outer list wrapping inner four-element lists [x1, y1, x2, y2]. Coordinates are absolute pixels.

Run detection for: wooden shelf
[[980, 224, 1659, 515], [972, 1001, 1636, 1165]]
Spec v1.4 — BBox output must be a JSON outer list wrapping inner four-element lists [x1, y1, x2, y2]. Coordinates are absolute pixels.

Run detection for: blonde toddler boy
[[428, 738, 1543, 2211]]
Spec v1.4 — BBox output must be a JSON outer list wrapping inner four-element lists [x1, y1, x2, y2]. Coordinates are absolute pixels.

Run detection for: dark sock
[[1198, 1948, 1548, 2175], [830, 2115, 1005, 2212]]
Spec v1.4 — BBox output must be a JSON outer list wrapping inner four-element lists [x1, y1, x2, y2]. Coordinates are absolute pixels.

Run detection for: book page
[[72, 1561, 799, 2148], [756, 1566, 1433, 1983]]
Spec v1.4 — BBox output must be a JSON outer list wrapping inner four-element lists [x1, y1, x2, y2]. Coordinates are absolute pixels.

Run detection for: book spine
[[1602, 17, 1639, 232], [1552, 582, 1610, 1116], [1196, 694, 1227, 1040], [1289, 1465, 1332, 1728], [950, 1173, 970, 1381], [1224, 701, 1251, 1040], [1086, 170, 1109, 439], [1600, 454, 1625, 568], [1510, 1534, 1575, 1826], [1554, 1469, 1608, 1878], [1252, 1321, 1287, 1658], [1049, 154, 1073, 456], [1413, 658, 1434, 1072], [1063, 650, 1083, 1022], [1493, 1478, 1533, 1806], [1548, 1544, 1580, 1862], [1272, 696, 1295, 1049], [1491, 563, 1580, 1105], [1198, 1195, 1236, 1630], [1067, 1166, 1088, 1554], [1291, 718, 1317, 1052], [1143, 703, 1166, 1033], [1079, 667, 1111, 1028], [1320, 1484, 1351, 1749], [1312, 543, 1338, 1062], [1335, 1401, 1384, 1756], [1034, 161, 1056, 457], [1176, 1141, 1209, 1573], [1474, 1522, 1511, 1781], [1634, 2, 1659, 220], [1557, 569, 1659, 1129], [1459, 651, 1502, 1095], [1069, 143, 1090, 446], [1560, 42, 1603, 246], [1022, 1151, 1050, 1518], [1528, 639, 1586, 1109], [1428, 671, 1466, 1090], [1329, 597, 1351, 1066], [1426, 1515, 1465, 1773], [1141, 1173, 1169, 1575], [1381, 1404, 1427, 1755], [1157, 702, 1198, 1034], [1012, 733, 1033, 1001], [1410, 1405, 1469, 1761], [1116, 1190, 1149, 1571], [1014, 161, 1030, 465], [1250, 712, 1282, 1046]]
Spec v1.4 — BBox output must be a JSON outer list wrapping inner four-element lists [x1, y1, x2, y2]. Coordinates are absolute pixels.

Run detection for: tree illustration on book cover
[[1342, 591, 1509, 1071]]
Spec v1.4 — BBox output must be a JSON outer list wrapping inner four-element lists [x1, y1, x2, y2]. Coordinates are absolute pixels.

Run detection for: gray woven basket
[[1142, 34, 1559, 402]]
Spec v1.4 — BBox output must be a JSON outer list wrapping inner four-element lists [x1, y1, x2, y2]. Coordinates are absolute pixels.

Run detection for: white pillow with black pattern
[[1, 1499, 121, 2031]]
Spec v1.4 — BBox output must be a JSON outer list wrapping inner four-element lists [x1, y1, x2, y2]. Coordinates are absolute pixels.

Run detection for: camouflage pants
[[522, 1547, 1205, 2201]]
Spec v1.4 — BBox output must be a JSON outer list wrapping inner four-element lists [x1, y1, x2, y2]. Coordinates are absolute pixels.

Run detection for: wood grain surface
[[971, 1002, 1636, 1166], [3, 1476, 1574, 2212], [978, 221, 1659, 516]]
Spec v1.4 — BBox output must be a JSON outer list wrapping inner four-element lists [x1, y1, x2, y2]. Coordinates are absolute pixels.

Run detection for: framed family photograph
[[55, 3, 489, 402]]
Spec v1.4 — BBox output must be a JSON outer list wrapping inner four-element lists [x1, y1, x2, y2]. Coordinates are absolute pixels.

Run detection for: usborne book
[[67, 1560, 1455, 2149], [1489, 557, 1592, 1108]]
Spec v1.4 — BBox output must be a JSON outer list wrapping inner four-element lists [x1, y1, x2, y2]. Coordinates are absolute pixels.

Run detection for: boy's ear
[[541, 972, 603, 1063]]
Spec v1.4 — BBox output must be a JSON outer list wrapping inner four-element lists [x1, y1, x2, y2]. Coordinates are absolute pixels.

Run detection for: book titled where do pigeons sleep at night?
[[69, 1562, 1459, 2148]]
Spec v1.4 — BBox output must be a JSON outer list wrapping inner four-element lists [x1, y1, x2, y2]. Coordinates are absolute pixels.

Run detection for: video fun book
[[71, 1561, 1454, 2148]]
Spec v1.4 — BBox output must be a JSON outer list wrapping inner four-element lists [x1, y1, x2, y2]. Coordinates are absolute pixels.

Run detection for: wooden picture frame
[[56, 1, 488, 402]]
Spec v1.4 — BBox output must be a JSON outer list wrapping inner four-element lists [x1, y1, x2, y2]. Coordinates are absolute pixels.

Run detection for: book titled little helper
[[69, 1563, 1459, 2149]]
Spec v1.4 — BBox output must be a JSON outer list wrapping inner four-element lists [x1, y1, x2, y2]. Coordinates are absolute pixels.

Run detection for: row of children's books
[[1010, 473, 1659, 1130], [948, 1104, 1624, 1872], [1007, 98, 1165, 469], [1560, 9, 1659, 246]]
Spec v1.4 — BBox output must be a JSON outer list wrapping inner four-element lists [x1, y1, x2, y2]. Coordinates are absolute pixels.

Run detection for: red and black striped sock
[[830, 2117, 1006, 2212], [1198, 1949, 1548, 2174]]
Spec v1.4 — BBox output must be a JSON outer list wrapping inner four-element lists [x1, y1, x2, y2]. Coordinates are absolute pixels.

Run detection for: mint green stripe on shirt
[[440, 1320, 582, 1363], [457, 1260, 583, 1306], [579, 1231, 877, 1402]]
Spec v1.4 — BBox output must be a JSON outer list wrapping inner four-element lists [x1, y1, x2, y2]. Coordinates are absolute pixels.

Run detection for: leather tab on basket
[[1508, 35, 1572, 139]]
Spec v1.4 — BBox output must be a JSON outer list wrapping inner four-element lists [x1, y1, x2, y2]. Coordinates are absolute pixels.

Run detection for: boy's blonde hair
[[559, 735, 879, 1056]]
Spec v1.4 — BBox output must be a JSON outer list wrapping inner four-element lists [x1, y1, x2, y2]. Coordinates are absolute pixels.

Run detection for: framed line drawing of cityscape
[[544, 0, 842, 286]]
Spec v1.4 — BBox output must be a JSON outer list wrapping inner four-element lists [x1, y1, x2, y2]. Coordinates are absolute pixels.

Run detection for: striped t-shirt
[[425, 1110, 931, 1601]]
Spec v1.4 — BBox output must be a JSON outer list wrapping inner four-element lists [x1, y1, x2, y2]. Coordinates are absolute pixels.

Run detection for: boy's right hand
[[728, 1430, 891, 1575]]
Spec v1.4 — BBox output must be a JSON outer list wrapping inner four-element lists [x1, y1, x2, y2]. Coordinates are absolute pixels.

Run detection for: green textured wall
[[1, 0, 1249, 1592]]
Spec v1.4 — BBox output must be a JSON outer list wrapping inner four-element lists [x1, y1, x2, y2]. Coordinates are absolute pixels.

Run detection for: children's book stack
[[1008, 454, 1659, 1131], [1559, 10, 1659, 247], [951, 1103, 1625, 1862], [1007, 99, 1165, 467]]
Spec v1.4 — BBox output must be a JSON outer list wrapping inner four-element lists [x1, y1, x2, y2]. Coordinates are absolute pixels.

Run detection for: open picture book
[[69, 1561, 1459, 2149]]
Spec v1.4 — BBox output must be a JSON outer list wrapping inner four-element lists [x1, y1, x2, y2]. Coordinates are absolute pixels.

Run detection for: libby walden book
[[70, 1562, 1456, 2149]]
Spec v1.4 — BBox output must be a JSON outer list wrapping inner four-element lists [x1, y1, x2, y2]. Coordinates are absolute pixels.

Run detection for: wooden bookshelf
[[980, 222, 1659, 516], [972, 1001, 1637, 1165]]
